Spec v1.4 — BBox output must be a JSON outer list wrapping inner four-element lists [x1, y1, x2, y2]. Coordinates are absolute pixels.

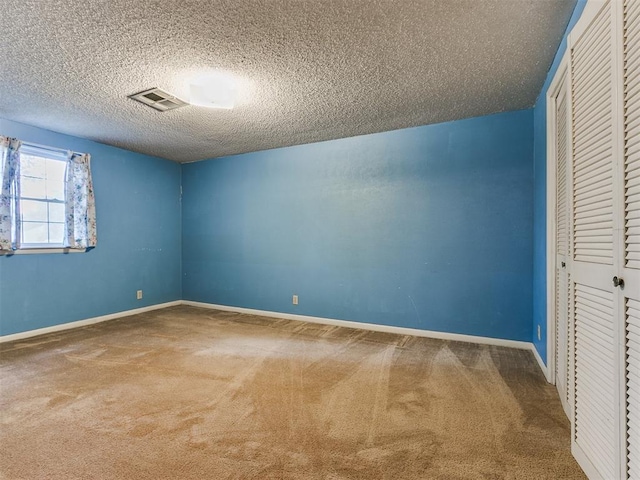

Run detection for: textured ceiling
[[0, 0, 576, 163]]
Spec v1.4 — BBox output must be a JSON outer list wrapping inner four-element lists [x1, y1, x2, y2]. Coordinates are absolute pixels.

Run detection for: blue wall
[[182, 110, 534, 341], [0, 119, 182, 336], [532, 1, 586, 362]]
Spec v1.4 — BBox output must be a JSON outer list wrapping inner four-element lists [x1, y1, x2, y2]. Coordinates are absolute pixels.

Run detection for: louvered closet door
[[569, 1, 622, 478], [622, 0, 640, 477], [555, 73, 571, 418]]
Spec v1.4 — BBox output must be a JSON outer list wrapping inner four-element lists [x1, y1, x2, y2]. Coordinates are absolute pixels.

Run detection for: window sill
[[0, 247, 87, 256]]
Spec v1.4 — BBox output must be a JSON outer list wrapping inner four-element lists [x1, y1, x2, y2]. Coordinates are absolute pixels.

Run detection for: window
[[1, 136, 96, 253], [17, 145, 67, 247]]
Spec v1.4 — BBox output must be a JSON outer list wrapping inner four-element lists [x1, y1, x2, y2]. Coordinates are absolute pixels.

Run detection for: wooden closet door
[[569, 1, 623, 478]]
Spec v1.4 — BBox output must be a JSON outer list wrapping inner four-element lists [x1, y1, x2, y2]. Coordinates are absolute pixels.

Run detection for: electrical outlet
[[292, 295, 298, 305], [137, 290, 143, 300], [537, 324, 541, 341]]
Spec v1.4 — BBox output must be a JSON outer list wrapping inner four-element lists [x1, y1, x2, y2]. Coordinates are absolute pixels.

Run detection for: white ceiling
[[0, 0, 576, 163]]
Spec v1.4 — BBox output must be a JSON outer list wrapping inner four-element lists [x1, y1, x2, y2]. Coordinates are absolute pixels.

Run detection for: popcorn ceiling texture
[[0, 0, 576, 163]]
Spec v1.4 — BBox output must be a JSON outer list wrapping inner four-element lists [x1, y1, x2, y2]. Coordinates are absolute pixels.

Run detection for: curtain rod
[[21, 140, 86, 157]]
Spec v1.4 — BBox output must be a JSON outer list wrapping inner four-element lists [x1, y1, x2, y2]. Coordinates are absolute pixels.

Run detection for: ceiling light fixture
[[189, 72, 238, 110]]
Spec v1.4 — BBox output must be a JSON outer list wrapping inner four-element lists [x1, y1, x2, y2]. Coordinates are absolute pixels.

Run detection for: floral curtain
[[0, 136, 21, 251], [64, 152, 97, 249]]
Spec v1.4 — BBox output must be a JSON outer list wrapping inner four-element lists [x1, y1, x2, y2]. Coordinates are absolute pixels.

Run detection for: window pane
[[21, 175, 47, 199], [17, 148, 71, 247], [22, 222, 48, 244], [21, 199, 48, 222], [20, 155, 46, 178], [48, 223, 65, 244], [46, 160, 66, 201], [49, 203, 65, 223]]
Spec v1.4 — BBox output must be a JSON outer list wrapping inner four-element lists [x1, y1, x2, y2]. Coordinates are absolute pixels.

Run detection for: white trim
[[546, 50, 570, 387], [0, 301, 182, 343], [2, 299, 548, 379], [545, 72, 558, 386], [1, 248, 85, 255], [531, 344, 550, 382], [182, 300, 533, 350]]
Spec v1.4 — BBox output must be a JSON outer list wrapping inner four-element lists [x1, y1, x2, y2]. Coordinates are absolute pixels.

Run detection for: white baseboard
[[530, 344, 550, 383], [0, 301, 182, 343], [182, 300, 533, 351], [3, 299, 547, 381]]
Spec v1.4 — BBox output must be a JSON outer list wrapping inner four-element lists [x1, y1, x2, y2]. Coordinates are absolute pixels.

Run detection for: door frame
[[545, 51, 569, 389]]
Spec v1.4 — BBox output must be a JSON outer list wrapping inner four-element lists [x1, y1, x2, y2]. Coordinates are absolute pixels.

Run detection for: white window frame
[[0, 142, 86, 256]]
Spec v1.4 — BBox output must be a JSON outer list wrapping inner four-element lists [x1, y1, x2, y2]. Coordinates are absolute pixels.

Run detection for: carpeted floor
[[0, 306, 585, 479]]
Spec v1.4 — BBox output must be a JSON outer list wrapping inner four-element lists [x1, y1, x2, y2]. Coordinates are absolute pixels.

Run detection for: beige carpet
[[0, 306, 585, 479]]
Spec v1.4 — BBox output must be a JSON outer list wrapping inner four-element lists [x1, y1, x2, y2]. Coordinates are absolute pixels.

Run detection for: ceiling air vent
[[128, 88, 188, 112]]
